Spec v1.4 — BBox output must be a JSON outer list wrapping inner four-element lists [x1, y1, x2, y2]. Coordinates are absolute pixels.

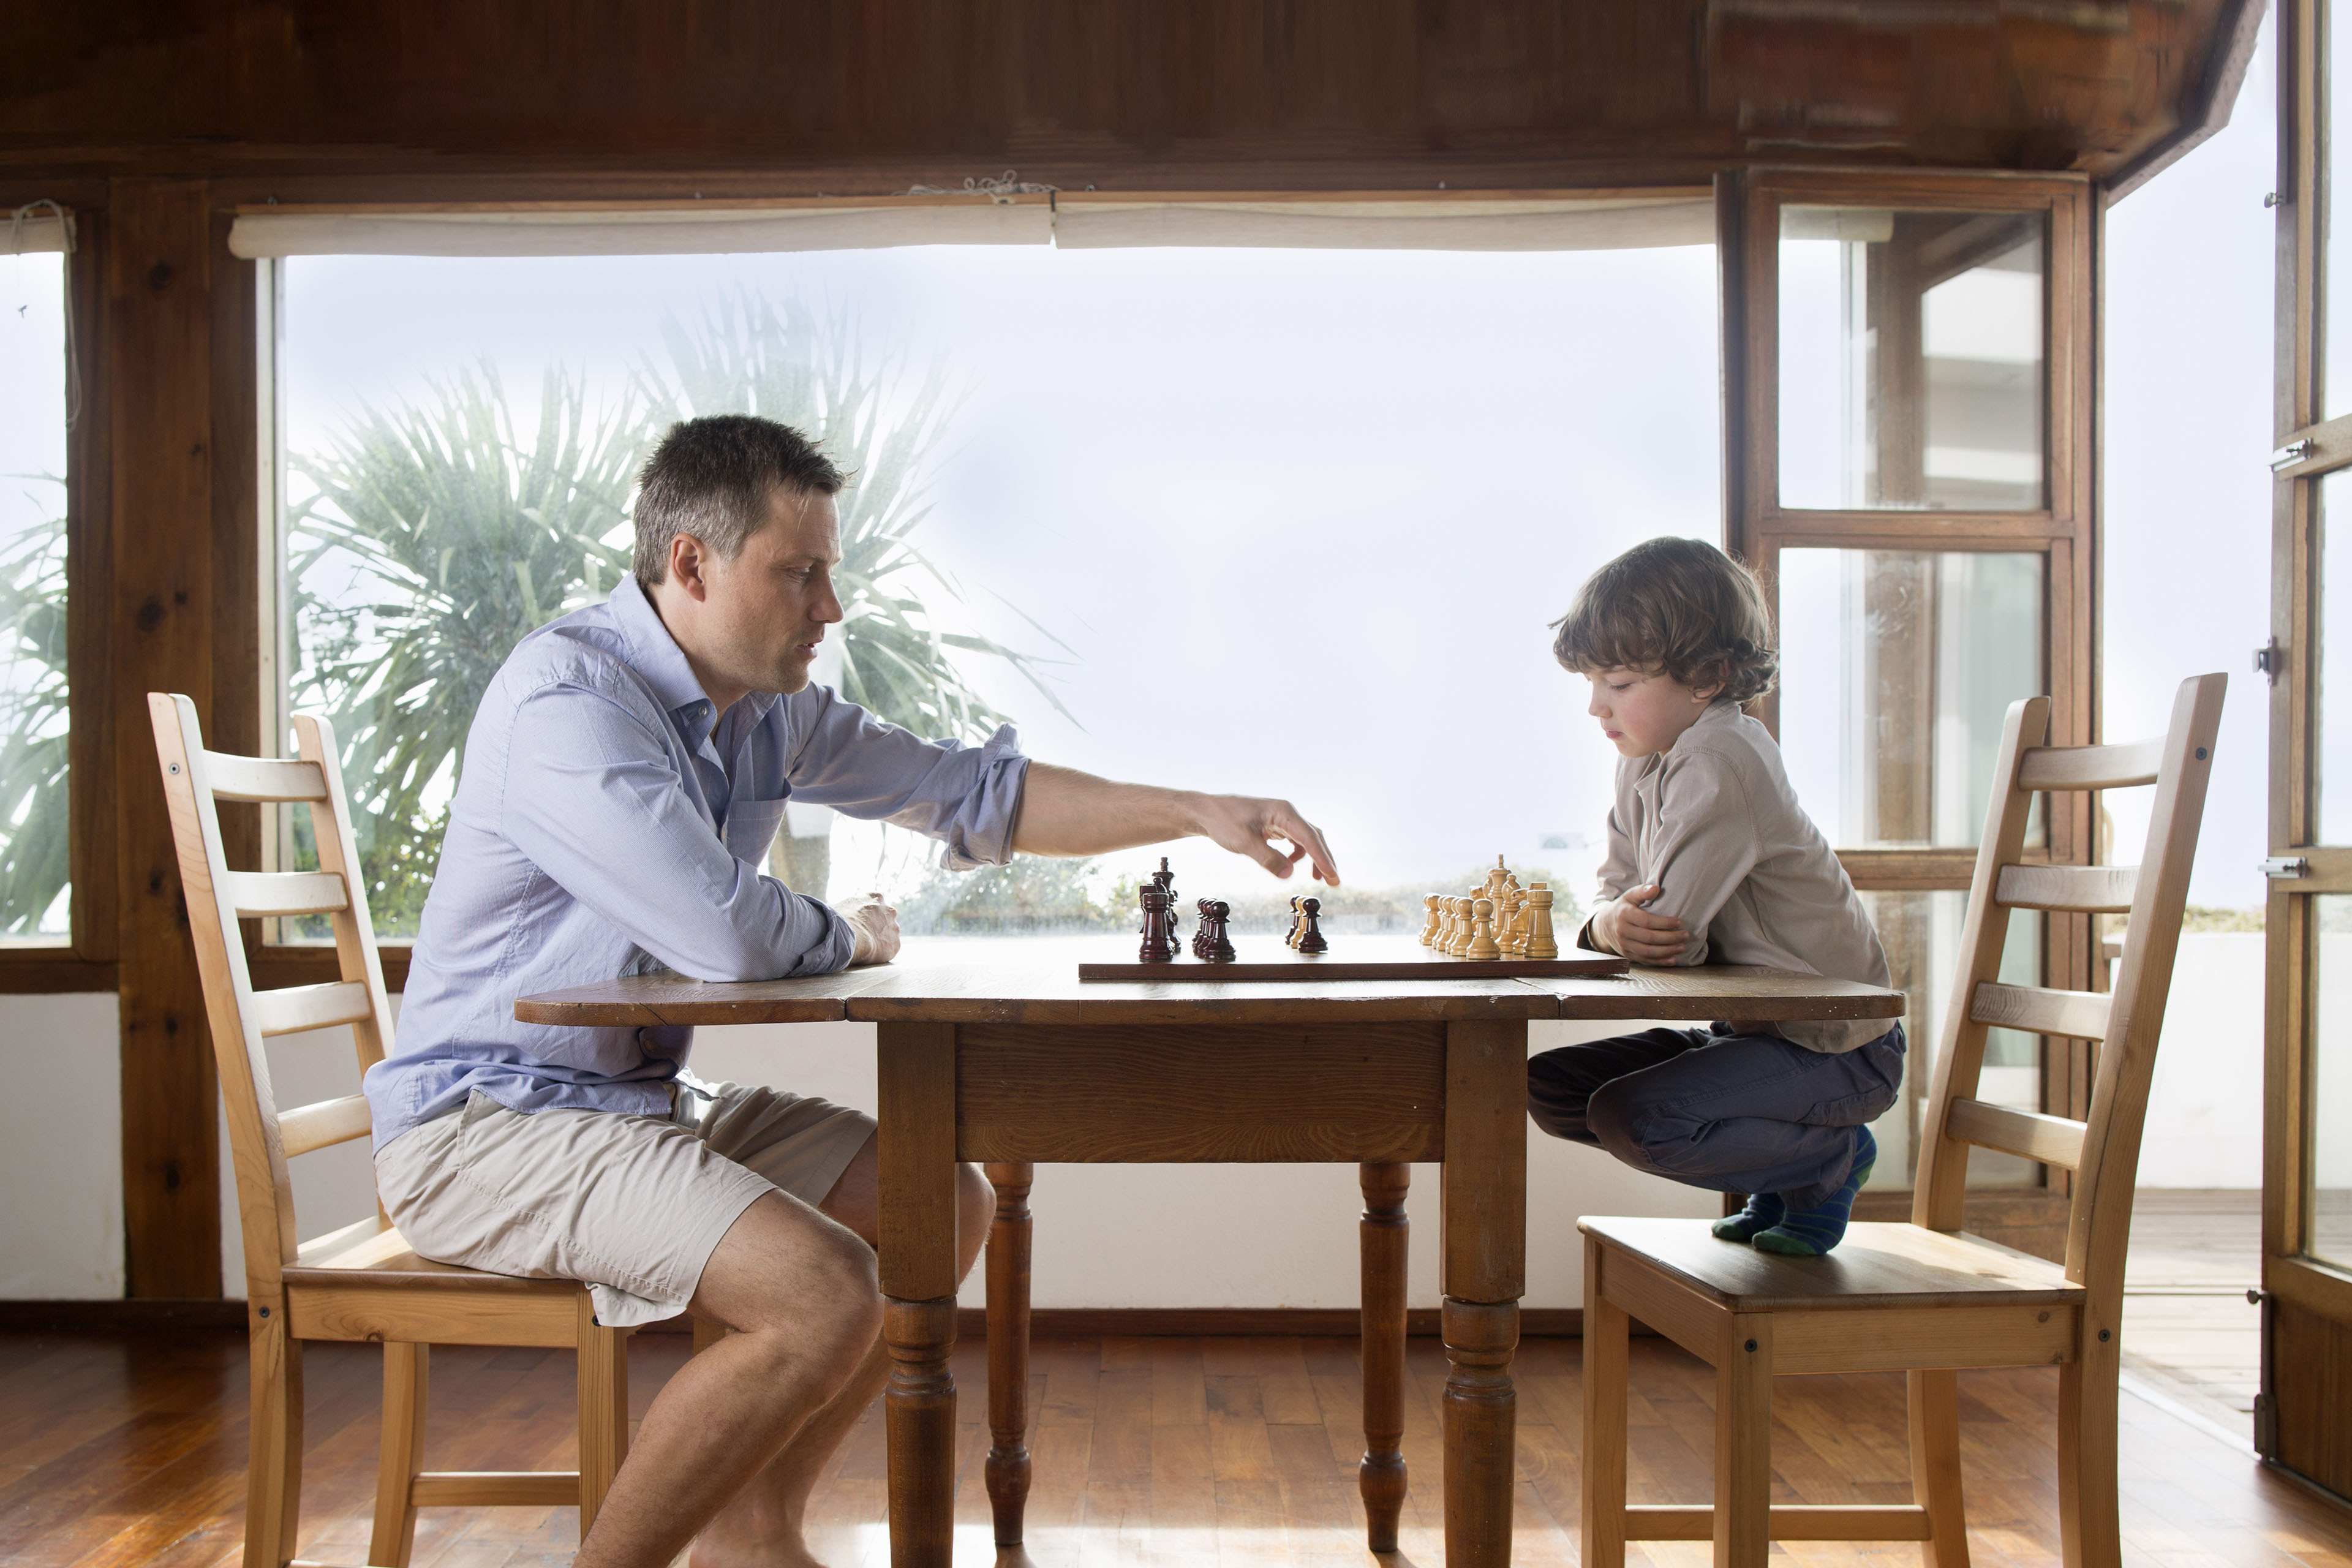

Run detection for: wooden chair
[[1578, 671, 2226, 1568], [148, 693, 630, 1568]]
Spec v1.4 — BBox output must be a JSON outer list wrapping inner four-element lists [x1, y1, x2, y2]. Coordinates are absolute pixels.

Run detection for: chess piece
[[1200, 900, 1237, 962], [1419, 894, 1443, 946], [1193, 898, 1215, 959], [1139, 884, 1178, 961], [1156, 858, 1179, 922], [1286, 894, 1306, 948], [1501, 885, 1528, 955], [1452, 894, 1478, 957], [1523, 884, 1560, 960], [1465, 897, 1503, 960], [1295, 897, 1328, 954], [1436, 897, 1458, 955]]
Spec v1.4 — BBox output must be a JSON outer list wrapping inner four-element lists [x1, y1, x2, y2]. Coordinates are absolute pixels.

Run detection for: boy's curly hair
[[1551, 537, 1778, 704]]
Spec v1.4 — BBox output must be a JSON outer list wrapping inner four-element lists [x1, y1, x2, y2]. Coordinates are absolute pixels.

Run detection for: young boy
[[1529, 537, 1901, 1256]]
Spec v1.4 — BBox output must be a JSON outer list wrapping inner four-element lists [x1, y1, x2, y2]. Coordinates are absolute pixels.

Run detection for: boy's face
[[1585, 666, 1720, 758]]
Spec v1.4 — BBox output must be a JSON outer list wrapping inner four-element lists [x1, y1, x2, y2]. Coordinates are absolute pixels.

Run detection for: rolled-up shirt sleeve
[[500, 680, 853, 980], [1639, 747, 1762, 968], [782, 687, 1030, 870]]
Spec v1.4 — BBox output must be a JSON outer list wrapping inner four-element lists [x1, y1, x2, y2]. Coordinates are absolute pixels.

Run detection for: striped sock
[[1753, 1126, 1877, 1257], [1710, 1191, 1786, 1243]]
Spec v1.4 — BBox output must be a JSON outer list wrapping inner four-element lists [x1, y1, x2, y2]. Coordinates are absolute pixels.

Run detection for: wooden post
[[1581, 1235, 1630, 1568], [1439, 1019, 1526, 1568], [1714, 1315, 1774, 1568], [369, 1341, 428, 1568], [110, 175, 224, 1298], [983, 1160, 1034, 1547], [878, 1021, 958, 1568], [1357, 1160, 1409, 1551]]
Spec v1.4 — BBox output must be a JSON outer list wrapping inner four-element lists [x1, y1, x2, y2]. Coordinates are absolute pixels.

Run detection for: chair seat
[[1579, 1216, 2082, 1312], [283, 1217, 593, 1348], [289, 1214, 577, 1291]]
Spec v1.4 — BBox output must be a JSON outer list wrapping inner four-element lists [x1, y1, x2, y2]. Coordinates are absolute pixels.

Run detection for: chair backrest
[[148, 693, 398, 1301], [1910, 673, 2225, 1311]]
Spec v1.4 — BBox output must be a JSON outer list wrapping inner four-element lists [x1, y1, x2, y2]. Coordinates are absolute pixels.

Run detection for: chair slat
[[278, 1093, 372, 1158], [1968, 981, 2110, 1041], [410, 1472, 582, 1507], [224, 869, 350, 918], [1946, 1098, 2087, 1169], [251, 980, 375, 1038], [2015, 738, 2165, 791], [1993, 863, 2136, 913], [205, 751, 330, 802]]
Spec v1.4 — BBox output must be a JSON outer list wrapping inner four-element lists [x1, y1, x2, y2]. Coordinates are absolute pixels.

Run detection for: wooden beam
[[108, 176, 221, 1299]]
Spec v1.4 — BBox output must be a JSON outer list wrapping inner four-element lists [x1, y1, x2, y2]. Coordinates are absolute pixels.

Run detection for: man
[[363, 413, 1340, 1568]]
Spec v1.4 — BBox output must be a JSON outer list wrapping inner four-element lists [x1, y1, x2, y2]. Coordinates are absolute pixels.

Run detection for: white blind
[[227, 191, 1716, 260], [6, 211, 72, 255], [228, 200, 1054, 259], [1052, 195, 1714, 252]]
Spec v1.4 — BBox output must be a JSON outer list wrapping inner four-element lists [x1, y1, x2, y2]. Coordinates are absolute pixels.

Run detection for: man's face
[[1585, 666, 1714, 759], [696, 486, 845, 697]]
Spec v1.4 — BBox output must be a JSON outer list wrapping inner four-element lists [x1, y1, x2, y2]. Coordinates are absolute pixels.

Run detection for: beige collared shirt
[[1585, 701, 1891, 1054]]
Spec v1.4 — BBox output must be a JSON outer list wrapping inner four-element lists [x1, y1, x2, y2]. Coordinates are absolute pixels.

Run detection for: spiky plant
[[0, 502, 69, 936]]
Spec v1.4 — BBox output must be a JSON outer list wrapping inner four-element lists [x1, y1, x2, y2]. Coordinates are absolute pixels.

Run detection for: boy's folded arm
[[1640, 749, 1761, 966]]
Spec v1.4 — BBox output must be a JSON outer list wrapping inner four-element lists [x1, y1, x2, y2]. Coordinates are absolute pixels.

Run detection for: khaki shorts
[[374, 1079, 876, 1327]]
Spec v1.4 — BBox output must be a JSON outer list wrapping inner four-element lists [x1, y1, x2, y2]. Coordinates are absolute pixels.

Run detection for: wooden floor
[[7, 1325, 2351, 1568], [2120, 1189, 2263, 1443]]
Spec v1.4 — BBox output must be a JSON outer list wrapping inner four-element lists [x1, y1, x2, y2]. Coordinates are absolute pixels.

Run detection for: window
[[0, 238, 71, 944], [257, 203, 1720, 944]]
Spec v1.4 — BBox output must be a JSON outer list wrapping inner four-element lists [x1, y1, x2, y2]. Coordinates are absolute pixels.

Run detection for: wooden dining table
[[517, 935, 1903, 1568]]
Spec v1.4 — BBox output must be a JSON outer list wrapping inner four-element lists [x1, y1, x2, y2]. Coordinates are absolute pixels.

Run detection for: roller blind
[[228, 191, 1713, 260]]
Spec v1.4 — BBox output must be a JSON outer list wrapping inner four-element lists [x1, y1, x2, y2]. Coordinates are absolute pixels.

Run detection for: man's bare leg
[[689, 1137, 993, 1568], [572, 1189, 884, 1568]]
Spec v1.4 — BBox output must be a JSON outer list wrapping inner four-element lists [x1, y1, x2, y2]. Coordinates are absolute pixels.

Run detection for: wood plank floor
[[7, 1328, 2351, 1568], [2119, 1189, 2263, 1445]]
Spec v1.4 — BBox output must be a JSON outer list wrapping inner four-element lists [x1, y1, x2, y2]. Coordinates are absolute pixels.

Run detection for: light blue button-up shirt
[[364, 575, 1029, 1150]]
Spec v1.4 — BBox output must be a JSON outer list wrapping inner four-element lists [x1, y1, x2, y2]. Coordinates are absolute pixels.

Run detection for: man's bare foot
[[687, 1515, 831, 1568]]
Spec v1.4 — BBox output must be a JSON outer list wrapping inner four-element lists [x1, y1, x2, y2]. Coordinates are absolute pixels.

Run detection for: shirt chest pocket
[[722, 797, 788, 865]]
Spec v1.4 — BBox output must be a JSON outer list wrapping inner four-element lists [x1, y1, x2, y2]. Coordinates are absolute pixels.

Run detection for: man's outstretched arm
[[1008, 761, 1343, 885]]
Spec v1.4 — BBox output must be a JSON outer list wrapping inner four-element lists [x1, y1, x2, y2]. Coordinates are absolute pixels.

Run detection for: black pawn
[[1201, 900, 1237, 962], [1295, 896, 1328, 954], [1193, 897, 1215, 959]]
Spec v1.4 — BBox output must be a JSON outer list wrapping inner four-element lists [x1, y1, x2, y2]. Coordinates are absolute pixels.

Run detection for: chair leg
[[369, 1342, 429, 1568], [1713, 1316, 1772, 1568], [244, 1306, 304, 1568], [1908, 1368, 1970, 1568], [576, 1295, 631, 1540], [1580, 1236, 1630, 1568], [2057, 1321, 2123, 1568]]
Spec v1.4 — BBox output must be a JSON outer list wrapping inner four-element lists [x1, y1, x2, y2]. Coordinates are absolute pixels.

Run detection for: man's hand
[[834, 892, 902, 967], [1191, 793, 1342, 886], [1590, 883, 1687, 965]]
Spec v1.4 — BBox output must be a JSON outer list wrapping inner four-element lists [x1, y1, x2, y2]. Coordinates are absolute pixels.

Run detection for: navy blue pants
[[1526, 1023, 1905, 1211]]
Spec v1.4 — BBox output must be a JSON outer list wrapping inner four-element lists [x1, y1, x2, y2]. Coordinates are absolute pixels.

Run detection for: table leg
[[1441, 1019, 1528, 1568], [984, 1160, 1035, 1547], [1359, 1160, 1409, 1551], [879, 1022, 959, 1568]]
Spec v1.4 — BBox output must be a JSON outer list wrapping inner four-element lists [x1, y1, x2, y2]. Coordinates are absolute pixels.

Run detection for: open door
[[2260, 0, 2352, 1502]]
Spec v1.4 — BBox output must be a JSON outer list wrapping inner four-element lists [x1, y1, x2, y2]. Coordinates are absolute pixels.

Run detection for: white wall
[[1, 935, 2273, 1305], [0, 992, 124, 1297]]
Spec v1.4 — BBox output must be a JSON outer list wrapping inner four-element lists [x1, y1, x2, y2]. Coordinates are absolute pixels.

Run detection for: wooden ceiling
[[2, 0, 2261, 197]]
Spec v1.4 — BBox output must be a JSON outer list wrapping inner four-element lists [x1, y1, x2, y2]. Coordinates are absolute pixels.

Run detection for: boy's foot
[[1753, 1126, 1877, 1257], [1710, 1192, 1785, 1243]]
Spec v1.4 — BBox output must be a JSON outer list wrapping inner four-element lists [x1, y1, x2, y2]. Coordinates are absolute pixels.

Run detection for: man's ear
[[668, 533, 711, 601]]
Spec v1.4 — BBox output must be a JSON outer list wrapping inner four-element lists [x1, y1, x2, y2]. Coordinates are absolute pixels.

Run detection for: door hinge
[[2261, 857, 2310, 879], [2256, 637, 2283, 684], [2272, 439, 2316, 471]]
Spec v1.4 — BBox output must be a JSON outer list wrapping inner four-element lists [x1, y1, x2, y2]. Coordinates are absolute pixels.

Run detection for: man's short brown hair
[[1551, 537, 1777, 703], [633, 415, 848, 586]]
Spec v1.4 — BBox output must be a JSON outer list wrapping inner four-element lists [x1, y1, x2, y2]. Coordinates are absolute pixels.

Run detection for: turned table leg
[[984, 1161, 1035, 1547], [879, 1023, 959, 1568], [1441, 1019, 1528, 1568], [1359, 1160, 1410, 1551]]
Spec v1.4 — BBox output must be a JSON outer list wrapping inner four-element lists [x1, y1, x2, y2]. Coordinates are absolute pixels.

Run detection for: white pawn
[[1466, 897, 1502, 960]]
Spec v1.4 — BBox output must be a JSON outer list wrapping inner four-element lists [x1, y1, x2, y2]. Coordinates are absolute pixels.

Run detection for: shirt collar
[[608, 575, 785, 740]]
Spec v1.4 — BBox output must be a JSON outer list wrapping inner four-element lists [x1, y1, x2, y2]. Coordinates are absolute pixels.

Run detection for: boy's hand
[[1592, 883, 1688, 965], [834, 892, 902, 967]]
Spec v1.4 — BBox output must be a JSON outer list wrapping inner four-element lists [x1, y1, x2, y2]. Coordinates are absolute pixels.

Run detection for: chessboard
[[1077, 939, 1627, 984]]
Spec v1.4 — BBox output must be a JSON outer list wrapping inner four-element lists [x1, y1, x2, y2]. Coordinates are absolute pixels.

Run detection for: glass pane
[[2313, 897, 2352, 1265], [1779, 548, 2045, 848], [2320, 471, 2352, 843], [0, 250, 70, 944], [1779, 206, 2046, 511], [1859, 890, 2041, 1188], [280, 245, 1720, 939], [2328, 0, 2352, 420]]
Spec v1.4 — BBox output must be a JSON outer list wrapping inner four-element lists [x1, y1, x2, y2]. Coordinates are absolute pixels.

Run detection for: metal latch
[[2256, 637, 2283, 684], [2261, 857, 2309, 879], [2273, 439, 2316, 471]]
